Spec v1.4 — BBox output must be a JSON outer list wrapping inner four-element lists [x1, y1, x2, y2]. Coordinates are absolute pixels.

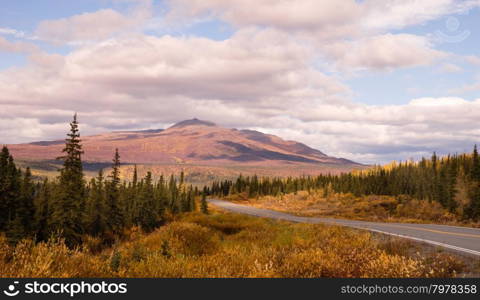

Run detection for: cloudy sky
[[1, 0, 479, 164]]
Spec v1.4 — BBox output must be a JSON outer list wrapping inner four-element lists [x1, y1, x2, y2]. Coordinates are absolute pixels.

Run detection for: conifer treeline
[[210, 147, 480, 220], [0, 115, 202, 246]]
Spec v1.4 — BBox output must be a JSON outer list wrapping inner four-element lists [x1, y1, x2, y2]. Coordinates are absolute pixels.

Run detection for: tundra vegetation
[[0, 212, 469, 278], [211, 147, 480, 225], [0, 115, 478, 277]]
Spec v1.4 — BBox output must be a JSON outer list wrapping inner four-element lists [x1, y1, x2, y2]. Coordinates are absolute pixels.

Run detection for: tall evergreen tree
[[52, 113, 86, 246], [87, 170, 108, 236], [5, 167, 34, 243], [168, 175, 179, 214], [137, 172, 158, 231], [17, 167, 35, 233], [106, 149, 124, 232], [471, 145, 480, 181], [34, 179, 51, 241], [0, 146, 13, 230], [466, 145, 480, 219], [0, 147, 21, 234], [201, 187, 209, 214]]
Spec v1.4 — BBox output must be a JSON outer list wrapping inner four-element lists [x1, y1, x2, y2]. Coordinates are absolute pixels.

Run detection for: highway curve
[[209, 199, 480, 257]]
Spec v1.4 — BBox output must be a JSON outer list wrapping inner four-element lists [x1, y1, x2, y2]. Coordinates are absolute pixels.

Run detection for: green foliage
[[110, 249, 122, 272], [466, 145, 480, 219], [52, 113, 86, 246], [201, 189, 209, 214], [0, 115, 197, 247], [34, 179, 51, 241], [86, 170, 108, 236], [106, 149, 124, 232], [0, 213, 467, 278], [9, 167, 35, 242], [213, 145, 480, 221], [0, 146, 21, 233]]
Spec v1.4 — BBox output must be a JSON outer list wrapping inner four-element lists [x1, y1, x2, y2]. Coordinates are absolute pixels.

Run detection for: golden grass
[[0, 212, 469, 278], [228, 190, 480, 226]]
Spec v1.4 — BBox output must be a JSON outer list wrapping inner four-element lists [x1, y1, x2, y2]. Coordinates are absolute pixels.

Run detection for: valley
[[1, 116, 479, 279]]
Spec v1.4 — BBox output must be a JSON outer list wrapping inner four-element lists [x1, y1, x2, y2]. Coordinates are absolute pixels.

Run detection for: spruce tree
[[0, 146, 11, 230], [138, 172, 158, 231], [188, 186, 196, 212], [168, 175, 179, 213], [125, 165, 139, 227], [53, 113, 86, 246], [106, 149, 124, 232], [155, 174, 166, 219], [201, 187, 209, 214], [34, 179, 51, 241], [180, 190, 189, 212], [132, 164, 138, 187], [471, 145, 480, 181], [17, 167, 35, 234], [0, 147, 21, 234], [87, 170, 108, 236], [466, 145, 480, 219]]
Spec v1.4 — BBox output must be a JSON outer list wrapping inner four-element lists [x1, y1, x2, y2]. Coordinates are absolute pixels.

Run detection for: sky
[[0, 0, 479, 164]]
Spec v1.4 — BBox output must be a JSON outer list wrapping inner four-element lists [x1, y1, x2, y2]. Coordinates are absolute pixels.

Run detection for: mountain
[[7, 119, 363, 181], [8, 118, 358, 165]]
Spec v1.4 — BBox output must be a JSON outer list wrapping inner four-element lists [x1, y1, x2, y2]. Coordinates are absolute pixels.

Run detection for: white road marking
[[209, 199, 480, 257]]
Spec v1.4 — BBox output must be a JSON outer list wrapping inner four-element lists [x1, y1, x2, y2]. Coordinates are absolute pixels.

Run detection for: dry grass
[[0, 212, 469, 278], [229, 190, 480, 227]]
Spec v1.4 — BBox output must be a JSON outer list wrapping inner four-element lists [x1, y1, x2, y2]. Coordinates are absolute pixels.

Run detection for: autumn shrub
[[155, 222, 220, 257], [362, 252, 424, 277], [0, 212, 468, 278], [377, 238, 417, 257], [81, 235, 105, 254], [421, 253, 466, 278], [394, 199, 456, 222], [181, 212, 253, 235], [243, 190, 463, 224], [0, 237, 108, 277]]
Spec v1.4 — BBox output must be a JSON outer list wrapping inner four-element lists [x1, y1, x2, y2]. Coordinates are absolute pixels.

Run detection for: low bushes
[[242, 190, 462, 224], [0, 213, 467, 278]]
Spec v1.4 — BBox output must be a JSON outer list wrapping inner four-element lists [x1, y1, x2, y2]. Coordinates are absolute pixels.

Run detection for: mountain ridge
[[8, 119, 361, 169]]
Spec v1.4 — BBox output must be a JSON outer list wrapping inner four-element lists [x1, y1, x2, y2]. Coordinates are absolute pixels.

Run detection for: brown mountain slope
[[8, 119, 360, 169]]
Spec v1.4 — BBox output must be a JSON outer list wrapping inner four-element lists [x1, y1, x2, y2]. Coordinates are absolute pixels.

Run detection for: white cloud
[[34, 3, 152, 45], [166, 0, 480, 37], [258, 97, 480, 163], [165, 0, 461, 72], [35, 9, 135, 44], [1, 0, 479, 164], [408, 97, 468, 106], [1, 29, 479, 164], [322, 34, 446, 71], [0, 37, 39, 54], [167, 0, 364, 41], [0, 27, 26, 38], [0, 29, 348, 141], [58, 28, 346, 104], [361, 0, 478, 31]]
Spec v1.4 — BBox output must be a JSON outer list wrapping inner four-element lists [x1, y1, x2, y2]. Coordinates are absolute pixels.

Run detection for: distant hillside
[[7, 118, 364, 181]]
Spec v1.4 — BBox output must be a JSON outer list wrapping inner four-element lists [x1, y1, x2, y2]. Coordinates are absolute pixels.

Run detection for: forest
[[209, 146, 480, 221], [0, 115, 208, 247], [0, 115, 478, 278], [2, 114, 480, 251]]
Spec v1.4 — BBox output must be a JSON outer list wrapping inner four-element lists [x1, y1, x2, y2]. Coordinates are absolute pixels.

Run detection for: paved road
[[209, 199, 480, 257]]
